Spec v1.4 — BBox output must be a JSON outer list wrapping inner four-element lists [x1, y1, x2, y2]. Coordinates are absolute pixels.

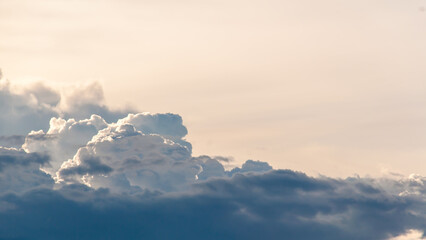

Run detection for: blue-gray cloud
[[1, 76, 426, 240], [0, 77, 130, 136], [0, 171, 425, 240], [0, 135, 25, 148], [0, 80, 58, 136], [0, 147, 53, 194]]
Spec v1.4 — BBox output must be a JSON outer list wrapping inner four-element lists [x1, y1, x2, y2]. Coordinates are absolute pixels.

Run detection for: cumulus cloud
[[18, 107, 268, 193], [50, 113, 272, 192], [59, 82, 129, 123], [0, 80, 58, 136], [23, 115, 108, 175], [193, 155, 227, 180], [117, 112, 192, 151], [0, 147, 53, 193], [56, 123, 197, 192], [0, 75, 130, 136], [2, 75, 426, 239]]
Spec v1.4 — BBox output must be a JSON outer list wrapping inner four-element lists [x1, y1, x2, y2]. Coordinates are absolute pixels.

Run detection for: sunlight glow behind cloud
[[1, 0, 426, 238]]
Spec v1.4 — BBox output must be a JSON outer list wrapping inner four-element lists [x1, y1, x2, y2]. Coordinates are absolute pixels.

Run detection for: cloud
[[23, 115, 108, 176], [0, 79, 59, 136], [2, 76, 426, 239], [389, 229, 426, 240], [0, 77, 130, 136], [117, 112, 192, 151], [193, 155, 227, 180], [59, 82, 129, 123], [0, 170, 426, 239], [228, 159, 273, 175], [52, 113, 272, 193], [0, 135, 25, 148], [21, 112, 198, 192], [56, 119, 198, 192], [0, 147, 53, 193], [19, 109, 269, 193], [193, 156, 273, 180]]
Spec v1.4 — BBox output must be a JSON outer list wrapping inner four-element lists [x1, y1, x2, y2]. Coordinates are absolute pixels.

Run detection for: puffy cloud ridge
[[1, 77, 425, 239]]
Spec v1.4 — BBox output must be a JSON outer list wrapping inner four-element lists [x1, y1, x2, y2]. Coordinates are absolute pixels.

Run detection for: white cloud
[[23, 115, 108, 176], [389, 229, 426, 240], [117, 112, 192, 152], [56, 119, 198, 192]]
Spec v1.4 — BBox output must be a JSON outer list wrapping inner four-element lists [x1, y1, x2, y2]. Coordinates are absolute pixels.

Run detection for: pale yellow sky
[[1, 0, 426, 177]]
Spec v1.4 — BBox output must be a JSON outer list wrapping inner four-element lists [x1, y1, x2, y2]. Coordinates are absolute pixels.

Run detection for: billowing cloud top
[[0, 74, 425, 239], [0, 77, 128, 136]]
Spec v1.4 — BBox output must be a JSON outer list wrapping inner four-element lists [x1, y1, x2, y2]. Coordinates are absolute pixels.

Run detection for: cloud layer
[[1, 77, 426, 239], [1, 171, 426, 239]]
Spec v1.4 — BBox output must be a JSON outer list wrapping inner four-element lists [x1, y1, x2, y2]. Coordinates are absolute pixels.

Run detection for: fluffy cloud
[[0, 147, 53, 193], [0, 80, 58, 136], [21, 109, 269, 193], [2, 76, 426, 239], [58, 82, 129, 123], [56, 121, 197, 192], [117, 112, 192, 151], [23, 115, 108, 176], [22, 112, 195, 192], [53, 114, 274, 192], [0, 76, 129, 136]]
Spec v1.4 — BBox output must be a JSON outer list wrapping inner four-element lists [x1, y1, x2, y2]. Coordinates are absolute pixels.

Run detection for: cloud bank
[[0, 74, 425, 239]]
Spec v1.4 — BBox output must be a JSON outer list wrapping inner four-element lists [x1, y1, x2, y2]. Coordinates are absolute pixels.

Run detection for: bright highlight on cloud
[[389, 229, 426, 240], [1, 74, 426, 239]]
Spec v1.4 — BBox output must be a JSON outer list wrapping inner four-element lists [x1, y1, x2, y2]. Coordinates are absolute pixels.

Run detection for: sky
[[2, 0, 426, 239], [2, 0, 426, 177]]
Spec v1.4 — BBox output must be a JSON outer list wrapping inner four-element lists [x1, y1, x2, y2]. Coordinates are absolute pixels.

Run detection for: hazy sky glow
[[3, 1, 426, 239], [2, 0, 426, 177]]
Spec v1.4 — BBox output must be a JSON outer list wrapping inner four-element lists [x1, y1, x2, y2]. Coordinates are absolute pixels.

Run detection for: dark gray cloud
[[59, 156, 113, 176], [0, 147, 53, 193], [0, 147, 49, 171], [0, 171, 425, 240]]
